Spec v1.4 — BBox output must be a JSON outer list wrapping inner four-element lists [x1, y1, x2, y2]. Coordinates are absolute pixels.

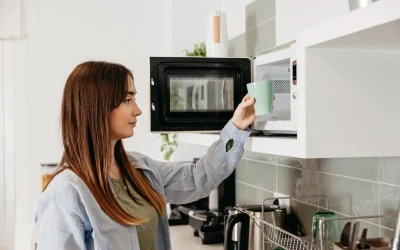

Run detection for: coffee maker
[[173, 159, 236, 245]]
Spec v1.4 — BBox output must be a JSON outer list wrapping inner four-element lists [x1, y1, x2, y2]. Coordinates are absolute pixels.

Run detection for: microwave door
[[228, 78, 234, 110], [149, 56, 252, 132], [201, 83, 206, 110], [220, 77, 234, 110], [192, 84, 199, 110], [220, 78, 225, 110], [201, 79, 207, 110]]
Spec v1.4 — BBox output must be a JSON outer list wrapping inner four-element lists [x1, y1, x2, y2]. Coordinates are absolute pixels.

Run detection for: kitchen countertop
[[169, 225, 224, 250], [32, 224, 224, 249]]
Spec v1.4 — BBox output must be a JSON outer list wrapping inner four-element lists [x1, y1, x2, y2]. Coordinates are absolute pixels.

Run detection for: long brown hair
[[44, 61, 165, 225]]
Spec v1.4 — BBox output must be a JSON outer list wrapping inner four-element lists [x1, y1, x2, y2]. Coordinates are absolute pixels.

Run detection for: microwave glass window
[[169, 76, 234, 112]]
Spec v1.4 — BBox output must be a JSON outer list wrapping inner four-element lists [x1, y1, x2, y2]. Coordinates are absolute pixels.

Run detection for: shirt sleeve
[[146, 119, 251, 204], [35, 182, 87, 250]]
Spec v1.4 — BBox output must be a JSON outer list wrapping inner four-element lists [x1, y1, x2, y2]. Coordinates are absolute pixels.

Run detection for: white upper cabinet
[[275, 0, 349, 46], [0, 0, 24, 39], [178, 0, 400, 158]]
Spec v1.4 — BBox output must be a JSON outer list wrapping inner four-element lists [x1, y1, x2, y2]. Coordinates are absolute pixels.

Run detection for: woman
[[35, 61, 257, 250]]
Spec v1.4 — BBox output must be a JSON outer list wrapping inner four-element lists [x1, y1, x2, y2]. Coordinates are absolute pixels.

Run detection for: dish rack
[[233, 195, 399, 250]]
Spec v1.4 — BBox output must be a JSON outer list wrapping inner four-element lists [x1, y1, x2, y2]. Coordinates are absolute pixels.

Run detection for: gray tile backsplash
[[245, 0, 275, 31], [228, 0, 276, 57], [319, 158, 379, 181], [236, 151, 400, 239], [247, 185, 274, 205], [317, 173, 379, 221], [277, 157, 380, 181], [235, 159, 247, 183], [235, 182, 248, 206], [228, 19, 276, 57], [235, 179, 274, 206], [277, 156, 320, 170], [246, 160, 276, 191], [379, 157, 400, 185], [244, 151, 276, 163], [380, 184, 400, 230]]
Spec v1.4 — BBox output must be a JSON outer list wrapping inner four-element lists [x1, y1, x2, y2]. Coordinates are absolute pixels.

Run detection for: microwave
[[149, 43, 297, 134]]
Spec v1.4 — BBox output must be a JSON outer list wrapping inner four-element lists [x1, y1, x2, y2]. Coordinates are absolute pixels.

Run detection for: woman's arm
[[145, 119, 251, 204], [133, 94, 256, 204]]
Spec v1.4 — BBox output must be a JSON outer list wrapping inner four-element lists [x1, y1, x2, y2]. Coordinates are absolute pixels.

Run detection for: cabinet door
[[0, 0, 23, 39], [275, 0, 348, 46]]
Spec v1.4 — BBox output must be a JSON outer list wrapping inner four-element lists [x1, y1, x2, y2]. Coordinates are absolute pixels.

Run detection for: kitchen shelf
[[296, 0, 400, 50], [292, 0, 400, 158], [178, 0, 400, 159]]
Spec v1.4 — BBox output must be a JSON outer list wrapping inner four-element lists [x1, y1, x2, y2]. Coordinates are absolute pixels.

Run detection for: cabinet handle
[[151, 78, 154, 86], [293, 92, 297, 99], [152, 103, 155, 111]]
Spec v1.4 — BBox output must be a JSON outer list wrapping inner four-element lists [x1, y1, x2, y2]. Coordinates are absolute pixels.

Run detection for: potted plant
[[160, 133, 177, 161], [183, 42, 206, 57]]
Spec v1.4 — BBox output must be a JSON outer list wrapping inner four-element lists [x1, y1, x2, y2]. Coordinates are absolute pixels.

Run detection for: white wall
[[170, 0, 222, 56], [0, 0, 23, 39], [13, 39, 31, 250], [30, 0, 173, 163], [0, 41, 17, 250], [221, 0, 255, 40], [3, 0, 174, 249], [1, 0, 274, 248]]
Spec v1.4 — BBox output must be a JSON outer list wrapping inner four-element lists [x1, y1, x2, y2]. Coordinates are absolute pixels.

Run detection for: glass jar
[[40, 162, 58, 191]]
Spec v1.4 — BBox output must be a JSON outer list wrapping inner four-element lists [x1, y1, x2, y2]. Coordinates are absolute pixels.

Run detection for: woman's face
[[110, 77, 142, 141]]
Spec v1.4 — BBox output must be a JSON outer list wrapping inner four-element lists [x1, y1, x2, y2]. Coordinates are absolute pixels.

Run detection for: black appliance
[[167, 156, 236, 244], [149, 57, 251, 132], [185, 169, 235, 244]]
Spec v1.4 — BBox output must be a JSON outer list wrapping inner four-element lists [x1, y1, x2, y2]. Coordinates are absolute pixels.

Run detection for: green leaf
[[170, 141, 177, 147], [165, 147, 175, 161], [172, 133, 177, 139], [161, 134, 169, 143], [160, 144, 167, 152], [164, 151, 171, 161]]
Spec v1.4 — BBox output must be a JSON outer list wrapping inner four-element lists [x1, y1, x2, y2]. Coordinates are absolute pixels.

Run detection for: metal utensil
[[341, 222, 352, 248], [350, 222, 360, 250], [357, 228, 371, 249]]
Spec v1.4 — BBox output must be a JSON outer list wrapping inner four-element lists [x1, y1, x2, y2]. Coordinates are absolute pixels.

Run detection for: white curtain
[[0, 40, 16, 250]]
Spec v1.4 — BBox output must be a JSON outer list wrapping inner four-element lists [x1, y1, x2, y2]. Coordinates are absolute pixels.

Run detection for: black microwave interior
[[150, 57, 251, 132]]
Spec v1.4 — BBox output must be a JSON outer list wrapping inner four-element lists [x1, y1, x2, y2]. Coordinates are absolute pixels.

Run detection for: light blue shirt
[[34, 120, 251, 250]]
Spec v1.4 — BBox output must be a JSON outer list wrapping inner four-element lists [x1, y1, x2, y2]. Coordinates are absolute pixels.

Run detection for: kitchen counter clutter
[[169, 225, 223, 250], [32, 225, 224, 249]]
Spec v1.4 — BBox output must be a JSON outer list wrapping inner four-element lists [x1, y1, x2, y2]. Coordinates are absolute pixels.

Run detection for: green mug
[[246, 80, 274, 115]]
